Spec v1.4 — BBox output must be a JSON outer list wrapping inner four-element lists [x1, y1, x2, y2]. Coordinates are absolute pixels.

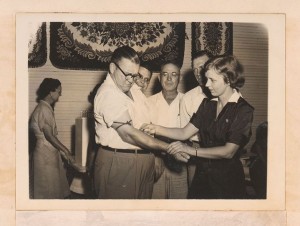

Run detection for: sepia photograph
[[16, 13, 285, 211]]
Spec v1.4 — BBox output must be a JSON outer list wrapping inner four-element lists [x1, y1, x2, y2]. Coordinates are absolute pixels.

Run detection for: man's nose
[[167, 74, 172, 81], [205, 80, 210, 87]]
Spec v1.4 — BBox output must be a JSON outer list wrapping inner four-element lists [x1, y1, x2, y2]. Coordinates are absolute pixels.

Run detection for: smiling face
[[135, 66, 152, 91], [159, 63, 180, 92], [205, 69, 230, 97], [110, 58, 140, 93]]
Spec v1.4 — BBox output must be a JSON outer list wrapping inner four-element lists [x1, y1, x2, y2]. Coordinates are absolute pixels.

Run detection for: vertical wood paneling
[[29, 69, 106, 150], [233, 23, 268, 149], [28, 22, 268, 151]]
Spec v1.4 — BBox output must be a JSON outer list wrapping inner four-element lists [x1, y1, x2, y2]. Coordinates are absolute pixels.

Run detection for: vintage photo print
[[16, 13, 285, 211]]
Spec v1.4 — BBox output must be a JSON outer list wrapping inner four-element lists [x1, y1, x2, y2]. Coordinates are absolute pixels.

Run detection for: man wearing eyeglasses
[[134, 63, 152, 95], [180, 51, 210, 189], [129, 63, 152, 129], [93, 46, 189, 199], [147, 62, 188, 199]]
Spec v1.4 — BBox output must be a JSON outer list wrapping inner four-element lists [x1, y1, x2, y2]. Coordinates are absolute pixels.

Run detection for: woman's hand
[[59, 150, 72, 163], [140, 123, 157, 136], [173, 152, 190, 163], [167, 141, 190, 155], [60, 151, 87, 173], [166, 141, 190, 162]]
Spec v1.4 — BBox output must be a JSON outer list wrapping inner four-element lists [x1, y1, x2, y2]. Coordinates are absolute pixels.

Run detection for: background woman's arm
[[43, 124, 72, 160]]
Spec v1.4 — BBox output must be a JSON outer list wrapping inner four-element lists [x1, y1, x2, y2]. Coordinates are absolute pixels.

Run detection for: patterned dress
[[30, 100, 70, 199]]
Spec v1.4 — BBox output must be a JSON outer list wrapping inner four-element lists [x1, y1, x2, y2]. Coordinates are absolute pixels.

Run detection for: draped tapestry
[[50, 22, 185, 71], [192, 22, 233, 58], [28, 22, 47, 68]]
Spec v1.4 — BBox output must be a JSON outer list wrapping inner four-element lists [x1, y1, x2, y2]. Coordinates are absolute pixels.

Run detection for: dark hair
[[192, 50, 211, 61], [139, 62, 153, 76], [37, 78, 61, 101], [160, 61, 180, 71], [111, 46, 140, 65], [205, 55, 245, 89]]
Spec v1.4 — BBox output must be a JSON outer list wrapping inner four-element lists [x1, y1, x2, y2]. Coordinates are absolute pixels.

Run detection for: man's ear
[[109, 62, 116, 74]]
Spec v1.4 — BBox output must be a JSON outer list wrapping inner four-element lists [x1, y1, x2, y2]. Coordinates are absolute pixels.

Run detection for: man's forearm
[[118, 125, 169, 151]]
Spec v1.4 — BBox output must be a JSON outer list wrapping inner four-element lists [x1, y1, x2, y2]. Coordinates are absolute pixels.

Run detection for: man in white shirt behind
[[148, 62, 187, 199], [180, 51, 210, 188], [129, 64, 153, 129]]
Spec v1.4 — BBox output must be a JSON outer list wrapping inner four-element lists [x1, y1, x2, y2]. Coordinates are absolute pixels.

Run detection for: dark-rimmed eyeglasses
[[114, 62, 142, 83]]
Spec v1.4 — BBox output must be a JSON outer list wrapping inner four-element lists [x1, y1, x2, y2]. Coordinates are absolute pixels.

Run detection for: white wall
[[29, 22, 268, 151]]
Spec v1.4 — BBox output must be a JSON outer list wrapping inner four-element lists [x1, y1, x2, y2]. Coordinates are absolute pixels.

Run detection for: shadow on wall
[[182, 69, 198, 92]]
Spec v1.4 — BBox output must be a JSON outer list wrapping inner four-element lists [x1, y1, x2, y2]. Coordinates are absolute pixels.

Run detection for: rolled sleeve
[[94, 90, 128, 128]]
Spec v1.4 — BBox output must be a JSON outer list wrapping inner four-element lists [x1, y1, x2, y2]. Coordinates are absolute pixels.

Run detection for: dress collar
[[211, 89, 242, 103], [40, 100, 54, 113]]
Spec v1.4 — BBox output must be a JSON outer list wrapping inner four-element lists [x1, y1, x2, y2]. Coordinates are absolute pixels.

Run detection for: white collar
[[211, 89, 242, 103]]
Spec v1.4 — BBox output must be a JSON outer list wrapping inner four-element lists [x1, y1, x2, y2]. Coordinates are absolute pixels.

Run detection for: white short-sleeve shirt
[[94, 73, 139, 149], [147, 91, 183, 128], [129, 83, 151, 129], [180, 86, 206, 142]]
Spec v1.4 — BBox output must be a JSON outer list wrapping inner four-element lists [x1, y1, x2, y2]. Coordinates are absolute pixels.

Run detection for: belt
[[101, 146, 151, 154]]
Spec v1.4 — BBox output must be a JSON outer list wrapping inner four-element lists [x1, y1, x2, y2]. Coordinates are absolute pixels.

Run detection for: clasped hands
[[140, 123, 190, 163]]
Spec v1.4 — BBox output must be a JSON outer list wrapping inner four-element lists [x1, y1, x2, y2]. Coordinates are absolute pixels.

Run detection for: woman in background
[[30, 78, 73, 199], [141, 55, 254, 199]]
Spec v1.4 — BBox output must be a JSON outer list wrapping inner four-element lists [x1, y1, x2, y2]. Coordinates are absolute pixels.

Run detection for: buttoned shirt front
[[94, 73, 139, 149], [147, 91, 183, 128]]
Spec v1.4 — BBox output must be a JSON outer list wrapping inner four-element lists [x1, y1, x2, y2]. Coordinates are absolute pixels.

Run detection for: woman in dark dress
[[141, 55, 254, 199]]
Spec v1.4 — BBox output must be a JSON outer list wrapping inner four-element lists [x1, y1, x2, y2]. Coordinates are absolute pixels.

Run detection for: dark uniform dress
[[189, 96, 254, 199]]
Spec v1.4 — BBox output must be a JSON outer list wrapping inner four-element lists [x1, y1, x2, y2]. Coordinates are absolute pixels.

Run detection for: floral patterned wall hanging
[[192, 22, 233, 58], [28, 22, 47, 68], [50, 22, 185, 71]]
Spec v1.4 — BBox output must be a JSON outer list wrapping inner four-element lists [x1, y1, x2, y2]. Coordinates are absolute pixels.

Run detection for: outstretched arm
[[167, 141, 240, 159], [111, 111, 190, 162], [140, 122, 199, 141]]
